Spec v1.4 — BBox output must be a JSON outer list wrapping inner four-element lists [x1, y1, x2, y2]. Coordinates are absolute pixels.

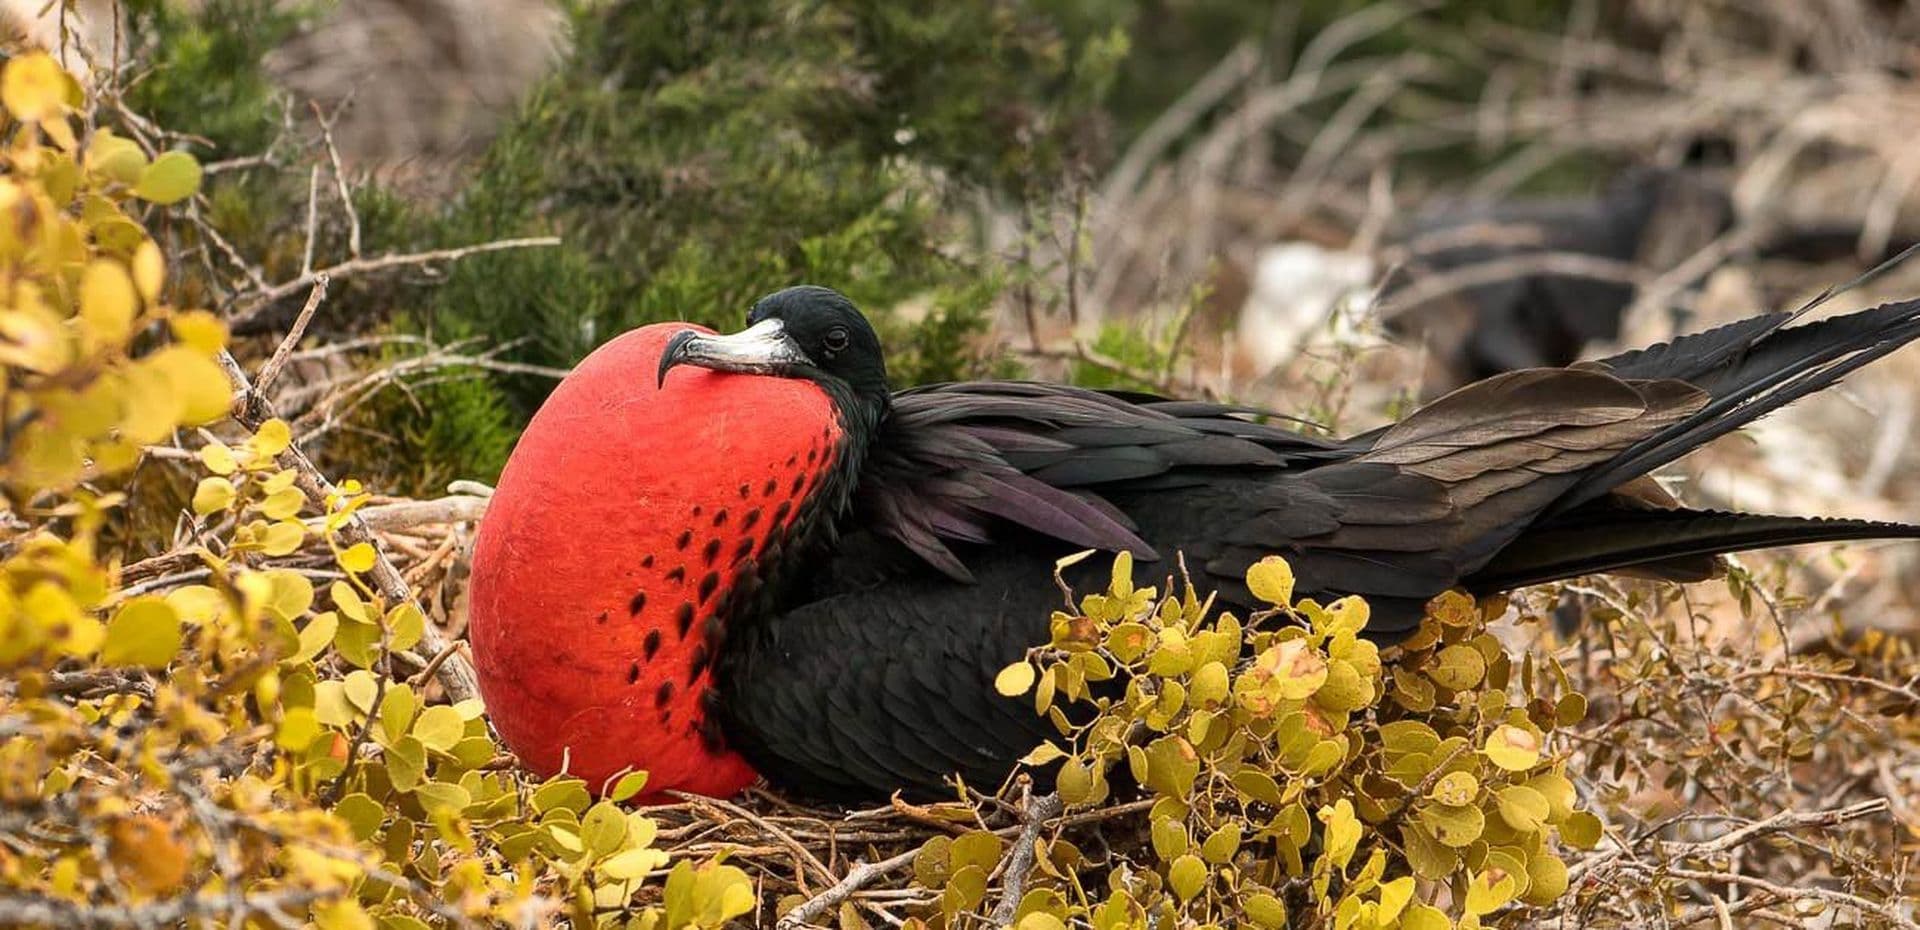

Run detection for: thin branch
[[774, 847, 922, 930], [988, 788, 1063, 926], [252, 275, 330, 400], [226, 237, 563, 326]]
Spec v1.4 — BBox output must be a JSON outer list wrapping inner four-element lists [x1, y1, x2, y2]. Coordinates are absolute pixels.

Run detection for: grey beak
[[656, 318, 813, 388]]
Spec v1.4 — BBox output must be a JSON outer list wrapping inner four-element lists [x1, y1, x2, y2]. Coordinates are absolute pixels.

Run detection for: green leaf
[[293, 612, 338, 665], [385, 736, 427, 791], [100, 597, 182, 668], [378, 684, 418, 745], [532, 778, 591, 815], [412, 781, 471, 815], [386, 602, 425, 653], [411, 705, 465, 753], [606, 770, 650, 803], [581, 801, 627, 858], [132, 151, 202, 204], [333, 793, 385, 841]]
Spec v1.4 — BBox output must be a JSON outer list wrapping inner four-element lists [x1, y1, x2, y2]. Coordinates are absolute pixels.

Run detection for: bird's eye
[[823, 327, 850, 353]]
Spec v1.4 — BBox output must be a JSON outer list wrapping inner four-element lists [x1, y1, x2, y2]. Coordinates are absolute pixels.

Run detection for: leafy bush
[[0, 52, 756, 930], [972, 552, 1591, 928]]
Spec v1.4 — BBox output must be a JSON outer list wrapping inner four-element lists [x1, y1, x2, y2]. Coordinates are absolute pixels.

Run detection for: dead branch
[[987, 789, 1063, 927], [225, 236, 562, 327]]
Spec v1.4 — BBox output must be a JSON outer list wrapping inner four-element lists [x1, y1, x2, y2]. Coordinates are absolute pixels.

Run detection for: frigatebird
[[468, 285, 1920, 803]]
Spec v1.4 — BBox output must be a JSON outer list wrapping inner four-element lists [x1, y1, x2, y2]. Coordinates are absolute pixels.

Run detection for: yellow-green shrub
[[0, 52, 750, 930], [969, 552, 1598, 929]]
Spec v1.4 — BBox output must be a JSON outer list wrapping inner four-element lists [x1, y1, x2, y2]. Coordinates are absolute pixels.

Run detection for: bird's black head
[[658, 286, 891, 422]]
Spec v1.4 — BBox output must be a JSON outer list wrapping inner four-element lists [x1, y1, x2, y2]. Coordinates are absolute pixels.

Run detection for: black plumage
[[655, 285, 1920, 803]]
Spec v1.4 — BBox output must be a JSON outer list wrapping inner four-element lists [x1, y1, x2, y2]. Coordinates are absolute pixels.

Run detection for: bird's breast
[[469, 322, 843, 800]]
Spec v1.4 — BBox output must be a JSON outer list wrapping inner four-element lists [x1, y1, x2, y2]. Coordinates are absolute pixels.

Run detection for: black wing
[[852, 381, 1340, 582]]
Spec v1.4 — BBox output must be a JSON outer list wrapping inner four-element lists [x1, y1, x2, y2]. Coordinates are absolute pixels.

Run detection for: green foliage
[[121, 0, 309, 156], [967, 552, 1592, 928]]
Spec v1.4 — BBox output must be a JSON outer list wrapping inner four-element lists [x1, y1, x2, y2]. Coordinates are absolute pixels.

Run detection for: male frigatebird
[[469, 285, 1920, 803]]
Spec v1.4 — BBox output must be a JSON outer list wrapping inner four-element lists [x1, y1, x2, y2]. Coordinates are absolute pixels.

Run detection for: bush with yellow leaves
[[967, 552, 1599, 929], [0, 52, 752, 930]]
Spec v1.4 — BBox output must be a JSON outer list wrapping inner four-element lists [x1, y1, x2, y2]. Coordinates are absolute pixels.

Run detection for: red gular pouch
[[469, 322, 844, 802]]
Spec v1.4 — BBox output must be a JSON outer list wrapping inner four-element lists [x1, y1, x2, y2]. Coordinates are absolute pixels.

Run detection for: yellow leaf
[[199, 442, 238, 475], [147, 345, 233, 425], [339, 542, 377, 574], [80, 260, 137, 348], [1523, 849, 1571, 905], [1019, 741, 1067, 766], [313, 900, 375, 930], [606, 770, 651, 803], [1376, 875, 1415, 924], [1400, 903, 1451, 930], [1484, 724, 1542, 772], [259, 520, 306, 557], [191, 477, 236, 515], [251, 418, 293, 457], [599, 847, 670, 880], [1463, 867, 1518, 916], [1317, 798, 1362, 869], [257, 485, 305, 521], [133, 151, 203, 205], [1166, 854, 1206, 901], [169, 310, 227, 353], [276, 707, 320, 751], [100, 597, 182, 668], [1430, 770, 1479, 806], [131, 239, 165, 302], [1559, 810, 1604, 849], [995, 661, 1036, 697], [120, 358, 182, 445], [1245, 555, 1295, 606], [1495, 784, 1550, 832], [2, 53, 67, 122]]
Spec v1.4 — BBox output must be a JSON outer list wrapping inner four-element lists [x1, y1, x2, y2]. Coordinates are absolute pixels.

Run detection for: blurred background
[[13, 0, 1920, 632]]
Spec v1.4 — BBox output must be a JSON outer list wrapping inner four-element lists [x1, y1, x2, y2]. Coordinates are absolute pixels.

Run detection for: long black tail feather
[[1469, 506, 1920, 592], [1551, 298, 1920, 515]]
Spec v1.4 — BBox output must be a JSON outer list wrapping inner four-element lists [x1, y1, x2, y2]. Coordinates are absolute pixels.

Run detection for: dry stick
[[987, 790, 1064, 927], [310, 494, 490, 533], [215, 337, 481, 703], [226, 237, 562, 327], [253, 276, 329, 399], [773, 846, 923, 930]]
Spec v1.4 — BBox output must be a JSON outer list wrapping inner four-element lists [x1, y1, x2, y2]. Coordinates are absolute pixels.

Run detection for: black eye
[[823, 327, 850, 353]]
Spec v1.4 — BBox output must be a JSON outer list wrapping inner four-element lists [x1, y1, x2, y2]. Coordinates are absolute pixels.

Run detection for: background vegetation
[[1, 1, 1917, 928]]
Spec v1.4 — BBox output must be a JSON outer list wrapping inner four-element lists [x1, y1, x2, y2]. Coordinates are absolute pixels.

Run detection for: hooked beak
[[657, 318, 814, 388]]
